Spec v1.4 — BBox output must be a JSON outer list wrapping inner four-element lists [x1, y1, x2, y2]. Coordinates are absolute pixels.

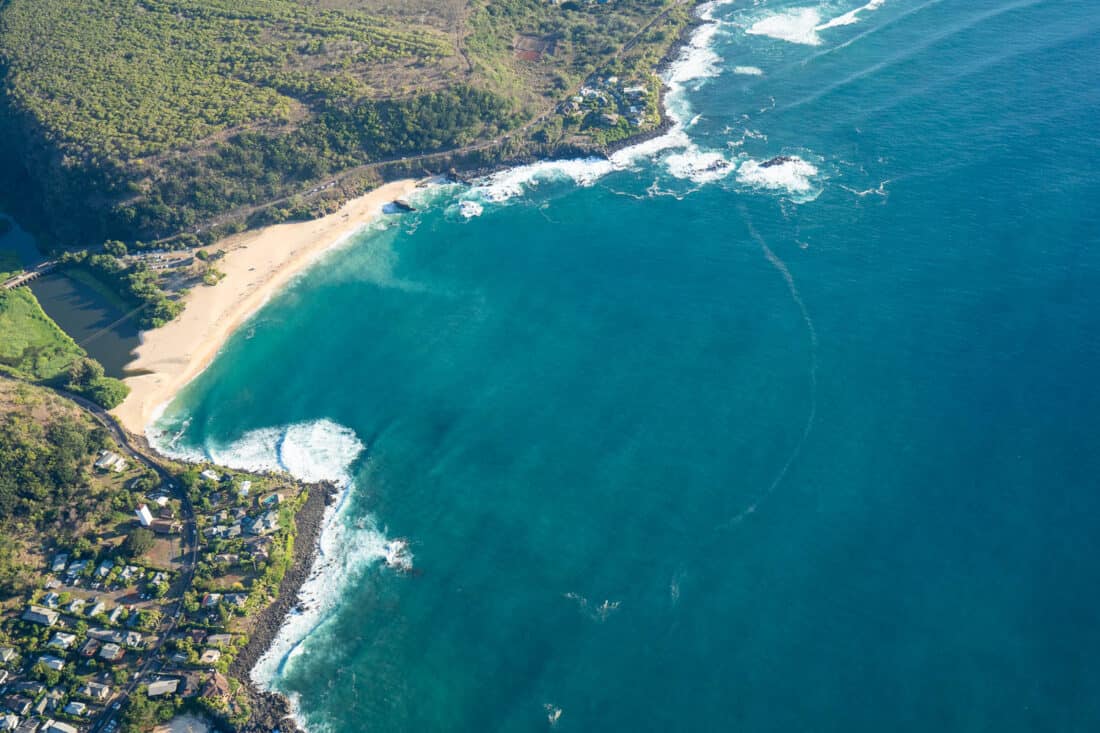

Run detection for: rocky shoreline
[[221, 480, 339, 733]]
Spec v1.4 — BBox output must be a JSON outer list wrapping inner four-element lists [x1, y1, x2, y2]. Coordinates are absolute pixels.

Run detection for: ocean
[[154, 0, 1100, 730]]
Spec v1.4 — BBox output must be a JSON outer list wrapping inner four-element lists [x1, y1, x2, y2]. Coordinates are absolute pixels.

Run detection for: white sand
[[113, 179, 418, 434]]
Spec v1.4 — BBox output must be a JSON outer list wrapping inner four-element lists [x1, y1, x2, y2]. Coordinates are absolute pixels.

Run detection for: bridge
[[1, 260, 57, 290]]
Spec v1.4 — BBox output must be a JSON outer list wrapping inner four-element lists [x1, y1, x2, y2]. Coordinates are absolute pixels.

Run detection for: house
[[77, 681, 111, 701], [61, 701, 86, 717], [22, 605, 59, 627], [200, 469, 220, 482], [206, 633, 233, 648], [201, 672, 231, 700], [65, 559, 88, 577], [94, 451, 126, 472], [135, 504, 154, 527], [13, 720, 37, 733], [199, 649, 221, 665], [38, 655, 65, 672], [41, 593, 61, 609], [238, 480, 252, 496], [108, 606, 126, 624], [66, 598, 85, 615], [99, 643, 124, 662], [201, 593, 222, 608], [0, 714, 18, 731], [0, 670, 8, 685], [247, 510, 280, 536], [147, 678, 180, 697], [0, 646, 17, 663], [47, 632, 76, 651], [124, 631, 144, 648], [86, 599, 107, 617], [79, 638, 101, 657], [151, 519, 182, 535], [50, 554, 68, 573], [42, 721, 78, 733], [96, 560, 114, 579], [1, 697, 31, 717]]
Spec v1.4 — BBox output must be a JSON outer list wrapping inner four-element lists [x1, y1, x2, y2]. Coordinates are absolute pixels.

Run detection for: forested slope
[[0, 0, 690, 253]]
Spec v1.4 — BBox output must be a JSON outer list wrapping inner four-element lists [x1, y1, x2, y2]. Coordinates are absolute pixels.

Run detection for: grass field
[[0, 287, 87, 381]]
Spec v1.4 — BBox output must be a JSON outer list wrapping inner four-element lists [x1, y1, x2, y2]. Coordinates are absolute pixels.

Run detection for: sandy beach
[[112, 179, 418, 434]]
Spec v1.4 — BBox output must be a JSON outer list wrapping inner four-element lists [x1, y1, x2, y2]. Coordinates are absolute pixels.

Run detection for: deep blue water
[[157, 0, 1100, 730]]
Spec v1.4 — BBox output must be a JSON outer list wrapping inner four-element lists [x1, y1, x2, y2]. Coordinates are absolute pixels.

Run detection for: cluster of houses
[[560, 75, 654, 128]]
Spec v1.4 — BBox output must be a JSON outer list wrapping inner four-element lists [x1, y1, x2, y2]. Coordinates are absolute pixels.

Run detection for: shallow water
[[157, 1, 1100, 730]]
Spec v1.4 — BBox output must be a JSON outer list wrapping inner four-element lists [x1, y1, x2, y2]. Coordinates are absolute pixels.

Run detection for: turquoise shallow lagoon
[[156, 0, 1100, 730]]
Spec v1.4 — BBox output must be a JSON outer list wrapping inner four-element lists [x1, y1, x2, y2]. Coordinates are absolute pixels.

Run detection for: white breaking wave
[[747, 7, 825, 45], [816, 0, 886, 30], [664, 149, 735, 184], [468, 157, 616, 204], [737, 155, 822, 201], [746, 1, 887, 46], [733, 65, 765, 76], [151, 418, 413, 689], [458, 200, 484, 219]]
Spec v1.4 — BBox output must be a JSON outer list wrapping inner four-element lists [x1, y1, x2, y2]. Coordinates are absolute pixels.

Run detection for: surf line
[[719, 205, 819, 529]]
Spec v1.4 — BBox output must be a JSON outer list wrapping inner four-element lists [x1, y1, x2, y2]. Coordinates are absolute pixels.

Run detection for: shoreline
[[116, 5, 710, 729], [111, 178, 419, 435]]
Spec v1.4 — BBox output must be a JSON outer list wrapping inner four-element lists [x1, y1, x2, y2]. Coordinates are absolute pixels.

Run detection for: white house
[[135, 504, 154, 527]]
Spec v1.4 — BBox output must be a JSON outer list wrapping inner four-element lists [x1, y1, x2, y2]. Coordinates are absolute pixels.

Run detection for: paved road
[[0, 376, 199, 733]]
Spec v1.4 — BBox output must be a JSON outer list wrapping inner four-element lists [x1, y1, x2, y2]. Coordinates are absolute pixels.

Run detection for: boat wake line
[[717, 205, 819, 530]]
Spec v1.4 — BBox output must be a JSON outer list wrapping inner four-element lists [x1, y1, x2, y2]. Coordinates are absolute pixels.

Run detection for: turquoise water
[[157, 0, 1100, 730]]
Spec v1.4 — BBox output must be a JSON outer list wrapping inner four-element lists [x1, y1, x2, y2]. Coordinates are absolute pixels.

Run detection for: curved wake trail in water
[[717, 206, 819, 529]]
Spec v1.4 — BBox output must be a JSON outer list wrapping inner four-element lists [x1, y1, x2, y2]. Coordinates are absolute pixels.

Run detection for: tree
[[67, 357, 104, 389], [125, 528, 155, 557], [104, 240, 128, 257]]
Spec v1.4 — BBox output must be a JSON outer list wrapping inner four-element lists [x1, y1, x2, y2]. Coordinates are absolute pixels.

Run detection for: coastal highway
[[0, 375, 200, 733]]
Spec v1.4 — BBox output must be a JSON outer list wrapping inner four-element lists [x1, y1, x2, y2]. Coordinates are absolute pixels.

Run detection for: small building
[[47, 632, 76, 651], [199, 649, 221, 665], [108, 606, 126, 624], [201, 593, 222, 609], [37, 655, 65, 672], [41, 592, 61, 609], [50, 554, 68, 573], [87, 599, 107, 617], [95, 560, 114, 579], [79, 638, 101, 657], [0, 646, 17, 663], [13, 720, 37, 733], [147, 678, 180, 697], [135, 504, 154, 527], [77, 681, 111, 701], [42, 721, 78, 733], [2, 697, 31, 717], [151, 519, 182, 535], [125, 631, 144, 648], [66, 598, 85, 615], [0, 670, 8, 685], [238, 480, 252, 496], [0, 714, 18, 731], [61, 701, 86, 717], [206, 633, 233, 648], [99, 643, 124, 662], [22, 605, 59, 627], [94, 451, 126, 472], [200, 469, 220, 482]]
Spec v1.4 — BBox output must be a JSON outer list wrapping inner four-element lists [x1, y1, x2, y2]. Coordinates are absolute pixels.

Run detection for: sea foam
[[746, 1, 887, 46], [737, 156, 822, 201]]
